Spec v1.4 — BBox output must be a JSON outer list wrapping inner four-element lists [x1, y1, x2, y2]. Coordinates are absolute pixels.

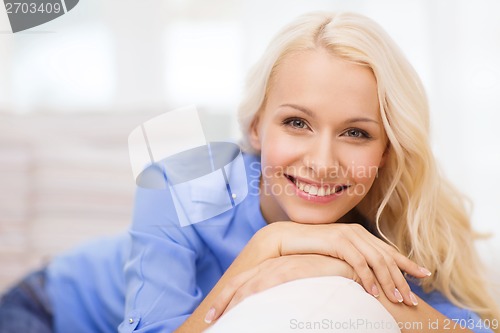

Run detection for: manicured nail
[[371, 285, 380, 297], [410, 292, 419, 306], [394, 288, 404, 303], [419, 266, 432, 276], [204, 307, 216, 324]]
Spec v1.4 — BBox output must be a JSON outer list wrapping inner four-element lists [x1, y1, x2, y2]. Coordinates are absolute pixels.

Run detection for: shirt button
[[232, 193, 237, 199], [129, 318, 134, 324]]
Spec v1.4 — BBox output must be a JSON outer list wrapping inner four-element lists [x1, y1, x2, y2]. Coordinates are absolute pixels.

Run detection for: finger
[[352, 225, 432, 278], [375, 238, 431, 278], [221, 256, 307, 316], [353, 233, 418, 306], [343, 231, 403, 304], [223, 272, 283, 315], [382, 252, 419, 306], [333, 237, 379, 298], [207, 267, 259, 323]]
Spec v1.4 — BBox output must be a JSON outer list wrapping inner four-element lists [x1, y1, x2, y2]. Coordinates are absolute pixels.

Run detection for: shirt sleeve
[[440, 308, 494, 333], [424, 292, 494, 333], [118, 186, 204, 333], [409, 280, 494, 333], [464, 311, 495, 333]]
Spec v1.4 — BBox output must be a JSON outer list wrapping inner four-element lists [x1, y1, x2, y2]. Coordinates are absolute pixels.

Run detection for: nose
[[303, 133, 339, 179]]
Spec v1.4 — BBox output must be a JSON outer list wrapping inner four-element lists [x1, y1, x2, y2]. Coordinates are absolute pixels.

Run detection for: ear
[[248, 115, 262, 152]]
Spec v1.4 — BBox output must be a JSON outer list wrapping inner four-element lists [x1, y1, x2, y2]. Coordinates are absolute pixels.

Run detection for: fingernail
[[371, 285, 380, 297], [394, 288, 404, 303], [410, 292, 419, 306], [204, 307, 216, 324], [419, 266, 432, 276]]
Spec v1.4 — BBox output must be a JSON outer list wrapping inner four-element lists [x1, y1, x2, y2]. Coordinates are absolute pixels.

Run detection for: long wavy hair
[[237, 11, 499, 326]]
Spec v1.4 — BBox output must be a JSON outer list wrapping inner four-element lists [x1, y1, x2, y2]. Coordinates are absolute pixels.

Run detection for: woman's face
[[250, 48, 388, 224]]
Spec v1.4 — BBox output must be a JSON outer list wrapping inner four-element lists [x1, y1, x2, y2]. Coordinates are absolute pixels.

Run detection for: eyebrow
[[279, 103, 380, 125]]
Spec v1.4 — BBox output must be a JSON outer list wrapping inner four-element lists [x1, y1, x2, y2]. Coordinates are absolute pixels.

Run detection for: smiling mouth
[[285, 175, 351, 197]]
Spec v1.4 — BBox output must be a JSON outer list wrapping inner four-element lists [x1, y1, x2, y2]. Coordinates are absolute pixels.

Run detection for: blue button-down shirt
[[45, 153, 492, 333]]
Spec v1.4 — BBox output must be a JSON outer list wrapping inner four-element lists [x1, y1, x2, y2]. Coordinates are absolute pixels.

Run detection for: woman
[[177, 11, 499, 332], [0, 11, 497, 333]]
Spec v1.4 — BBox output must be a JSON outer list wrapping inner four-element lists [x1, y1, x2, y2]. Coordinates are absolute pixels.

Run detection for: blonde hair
[[237, 11, 499, 325]]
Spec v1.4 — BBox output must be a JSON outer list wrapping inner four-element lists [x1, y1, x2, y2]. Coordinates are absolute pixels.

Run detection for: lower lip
[[287, 178, 347, 204]]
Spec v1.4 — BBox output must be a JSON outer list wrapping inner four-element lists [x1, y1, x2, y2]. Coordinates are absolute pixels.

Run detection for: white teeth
[[291, 176, 345, 196], [295, 179, 306, 191], [308, 186, 318, 195]]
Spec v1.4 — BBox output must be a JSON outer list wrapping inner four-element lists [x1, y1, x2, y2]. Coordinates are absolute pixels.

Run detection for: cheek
[[261, 131, 300, 168], [339, 147, 384, 184]]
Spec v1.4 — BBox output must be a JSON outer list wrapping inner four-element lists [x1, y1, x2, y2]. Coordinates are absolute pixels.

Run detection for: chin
[[287, 210, 342, 225]]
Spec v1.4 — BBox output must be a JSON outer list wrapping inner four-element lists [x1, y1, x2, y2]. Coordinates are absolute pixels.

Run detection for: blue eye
[[284, 118, 309, 130], [344, 128, 370, 139]]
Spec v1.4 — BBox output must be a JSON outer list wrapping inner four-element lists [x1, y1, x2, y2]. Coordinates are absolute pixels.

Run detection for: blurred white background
[[0, 0, 499, 292]]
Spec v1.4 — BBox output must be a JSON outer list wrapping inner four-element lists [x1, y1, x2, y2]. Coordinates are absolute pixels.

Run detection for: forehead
[[267, 48, 379, 118]]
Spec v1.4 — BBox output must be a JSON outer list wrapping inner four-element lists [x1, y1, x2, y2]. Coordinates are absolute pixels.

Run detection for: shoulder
[[129, 150, 262, 248]]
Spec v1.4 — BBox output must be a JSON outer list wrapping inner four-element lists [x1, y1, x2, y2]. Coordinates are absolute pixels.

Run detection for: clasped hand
[[207, 222, 431, 323]]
